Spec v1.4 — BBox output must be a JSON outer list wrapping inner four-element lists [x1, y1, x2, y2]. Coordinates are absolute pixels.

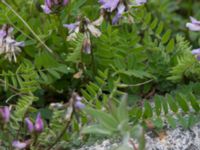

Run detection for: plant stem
[[45, 111, 74, 150], [90, 45, 96, 75], [117, 79, 154, 88], [2, 0, 53, 53]]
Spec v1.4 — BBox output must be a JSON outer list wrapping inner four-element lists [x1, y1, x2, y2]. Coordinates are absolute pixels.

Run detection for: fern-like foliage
[[66, 33, 85, 63], [168, 36, 200, 82], [38, 109, 65, 146]]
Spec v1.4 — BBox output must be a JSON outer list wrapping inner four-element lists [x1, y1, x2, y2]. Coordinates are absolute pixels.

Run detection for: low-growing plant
[[0, 0, 200, 150]]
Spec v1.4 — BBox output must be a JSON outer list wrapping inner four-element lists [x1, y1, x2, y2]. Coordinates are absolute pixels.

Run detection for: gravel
[[77, 123, 200, 150]]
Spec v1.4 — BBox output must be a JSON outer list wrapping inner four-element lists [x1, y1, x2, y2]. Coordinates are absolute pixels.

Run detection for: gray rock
[[77, 123, 200, 150]]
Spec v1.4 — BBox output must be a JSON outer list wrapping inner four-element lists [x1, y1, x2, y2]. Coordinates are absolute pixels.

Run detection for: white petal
[[87, 24, 101, 37], [92, 16, 104, 26]]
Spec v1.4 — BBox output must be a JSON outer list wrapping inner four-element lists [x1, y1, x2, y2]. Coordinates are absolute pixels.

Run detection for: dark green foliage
[[1, 0, 200, 149]]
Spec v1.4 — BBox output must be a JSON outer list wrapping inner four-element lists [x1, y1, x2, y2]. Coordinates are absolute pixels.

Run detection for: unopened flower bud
[[0, 106, 10, 123], [25, 118, 34, 133], [35, 113, 44, 133], [82, 38, 91, 54]]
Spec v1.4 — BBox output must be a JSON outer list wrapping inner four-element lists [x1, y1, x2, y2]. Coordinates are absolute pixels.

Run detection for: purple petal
[[186, 23, 200, 31], [112, 13, 122, 25], [14, 41, 25, 47], [35, 113, 44, 133], [63, 23, 78, 31], [76, 95, 83, 101], [45, 0, 52, 8], [117, 4, 125, 15], [41, 5, 52, 14], [12, 141, 27, 149], [0, 106, 10, 123], [25, 118, 34, 133], [192, 48, 200, 55], [112, 4, 125, 24], [63, 0, 69, 5], [98, 0, 107, 5], [75, 101, 85, 109], [3, 107, 10, 123], [0, 30, 6, 38], [197, 55, 200, 61], [102, 0, 120, 12], [83, 39, 91, 54], [190, 17, 200, 25], [135, 0, 147, 5]]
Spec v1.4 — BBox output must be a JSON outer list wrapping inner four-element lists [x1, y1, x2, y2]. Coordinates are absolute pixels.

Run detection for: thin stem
[[45, 113, 73, 150], [117, 79, 154, 88], [16, 109, 28, 139], [5, 93, 21, 103], [2, 0, 53, 53], [6, 14, 35, 41], [90, 43, 96, 75]]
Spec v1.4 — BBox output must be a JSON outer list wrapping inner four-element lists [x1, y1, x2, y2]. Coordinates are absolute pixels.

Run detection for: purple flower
[[63, 22, 80, 32], [186, 17, 200, 31], [25, 113, 44, 133], [0, 29, 6, 39], [41, 4, 52, 14], [0, 106, 10, 123], [74, 95, 85, 109], [63, 0, 69, 5], [197, 55, 200, 61], [112, 4, 126, 24], [35, 113, 44, 133], [0, 25, 24, 62], [192, 48, 200, 55], [99, 0, 127, 25], [41, 0, 69, 14], [25, 118, 34, 133], [191, 48, 200, 61], [100, 0, 120, 12], [12, 141, 27, 149], [135, 0, 147, 5], [82, 38, 91, 54]]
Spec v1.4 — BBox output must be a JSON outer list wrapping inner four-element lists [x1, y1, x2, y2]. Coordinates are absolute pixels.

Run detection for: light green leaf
[[82, 125, 112, 135]]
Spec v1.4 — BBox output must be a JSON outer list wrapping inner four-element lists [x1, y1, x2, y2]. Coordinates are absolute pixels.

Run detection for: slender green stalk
[[1, 0, 53, 53], [117, 79, 154, 88], [45, 114, 73, 150]]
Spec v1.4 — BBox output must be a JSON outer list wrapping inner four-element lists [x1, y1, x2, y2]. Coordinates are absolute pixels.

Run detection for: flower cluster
[[64, 16, 103, 54], [12, 113, 44, 149], [25, 113, 44, 133], [41, 0, 69, 14], [0, 25, 24, 62], [186, 17, 200, 60], [99, 0, 147, 24]]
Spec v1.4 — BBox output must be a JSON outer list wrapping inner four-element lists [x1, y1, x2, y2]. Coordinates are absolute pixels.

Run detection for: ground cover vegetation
[[0, 0, 200, 149]]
